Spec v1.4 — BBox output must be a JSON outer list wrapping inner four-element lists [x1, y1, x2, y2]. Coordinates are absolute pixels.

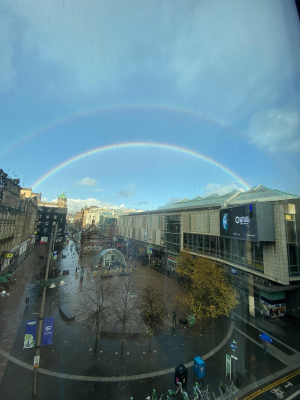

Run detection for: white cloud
[[53, 197, 125, 214], [77, 177, 96, 186], [204, 182, 239, 196], [248, 106, 300, 152], [117, 184, 136, 198]]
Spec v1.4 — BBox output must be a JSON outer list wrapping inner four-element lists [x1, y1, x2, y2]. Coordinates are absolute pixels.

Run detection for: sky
[[1, 0, 300, 214]]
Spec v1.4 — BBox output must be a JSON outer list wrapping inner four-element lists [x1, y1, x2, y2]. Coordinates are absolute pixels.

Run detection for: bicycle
[[270, 387, 284, 399]]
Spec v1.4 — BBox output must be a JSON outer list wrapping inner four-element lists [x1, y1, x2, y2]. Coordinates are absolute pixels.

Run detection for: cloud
[[248, 106, 300, 152], [137, 200, 149, 205], [117, 184, 136, 198], [77, 177, 96, 186], [204, 182, 239, 196], [54, 197, 125, 214], [157, 197, 182, 209]]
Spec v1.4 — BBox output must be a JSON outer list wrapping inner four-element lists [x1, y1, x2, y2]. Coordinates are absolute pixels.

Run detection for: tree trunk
[[148, 334, 152, 353], [121, 325, 125, 355], [94, 322, 99, 354]]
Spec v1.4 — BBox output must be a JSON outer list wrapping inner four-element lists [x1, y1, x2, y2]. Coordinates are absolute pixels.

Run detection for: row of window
[[183, 233, 265, 272]]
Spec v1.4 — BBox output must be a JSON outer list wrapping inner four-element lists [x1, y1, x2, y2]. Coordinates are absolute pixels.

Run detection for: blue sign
[[42, 317, 55, 346], [231, 268, 237, 275], [230, 342, 237, 351], [23, 319, 37, 349]]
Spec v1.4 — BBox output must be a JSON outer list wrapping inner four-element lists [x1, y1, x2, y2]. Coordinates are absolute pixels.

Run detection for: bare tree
[[138, 284, 168, 353], [110, 276, 139, 354], [78, 275, 115, 355]]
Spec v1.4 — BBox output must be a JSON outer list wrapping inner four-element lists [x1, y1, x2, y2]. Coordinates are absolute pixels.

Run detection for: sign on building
[[220, 203, 275, 242]]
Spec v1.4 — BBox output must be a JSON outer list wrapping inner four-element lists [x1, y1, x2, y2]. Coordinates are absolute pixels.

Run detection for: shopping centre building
[[117, 185, 300, 321]]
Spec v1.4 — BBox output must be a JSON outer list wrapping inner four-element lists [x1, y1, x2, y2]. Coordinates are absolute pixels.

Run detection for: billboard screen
[[220, 204, 258, 241]]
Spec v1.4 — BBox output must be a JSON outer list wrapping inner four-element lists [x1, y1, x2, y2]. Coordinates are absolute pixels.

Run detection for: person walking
[[263, 341, 268, 355], [270, 308, 274, 322], [173, 311, 177, 326], [25, 296, 29, 306]]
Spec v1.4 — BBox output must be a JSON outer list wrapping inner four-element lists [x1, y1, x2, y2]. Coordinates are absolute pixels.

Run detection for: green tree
[[176, 248, 239, 332]]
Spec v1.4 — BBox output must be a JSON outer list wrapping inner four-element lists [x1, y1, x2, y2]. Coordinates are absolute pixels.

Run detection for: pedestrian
[[25, 296, 29, 306], [263, 341, 268, 355], [173, 311, 176, 325], [275, 310, 279, 321], [260, 306, 264, 318], [270, 308, 274, 322]]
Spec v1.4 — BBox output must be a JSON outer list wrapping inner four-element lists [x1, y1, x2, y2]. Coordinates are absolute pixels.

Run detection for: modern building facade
[[117, 185, 300, 320], [36, 193, 67, 243]]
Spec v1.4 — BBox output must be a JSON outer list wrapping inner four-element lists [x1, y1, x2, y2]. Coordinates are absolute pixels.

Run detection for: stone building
[[80, 220, 103, 254], [0, 170, 38, 273], [117, 185, 300, 322]]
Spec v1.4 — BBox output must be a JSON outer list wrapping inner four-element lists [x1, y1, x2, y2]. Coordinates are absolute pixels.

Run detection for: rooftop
[[159, 185, 300, 211]]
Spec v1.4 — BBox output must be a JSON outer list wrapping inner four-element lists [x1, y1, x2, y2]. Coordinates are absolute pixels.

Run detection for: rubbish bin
[[193, 356, 205, 379], [175, 364, 188, 386]]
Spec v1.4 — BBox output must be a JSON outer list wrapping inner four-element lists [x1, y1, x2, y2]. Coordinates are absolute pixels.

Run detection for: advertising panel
[[23, 320, 37, 349], [41, 317, 55, 346], [220, 204, 257, 241], [40, 236, 48, 243], [53, 251, 57, 260]]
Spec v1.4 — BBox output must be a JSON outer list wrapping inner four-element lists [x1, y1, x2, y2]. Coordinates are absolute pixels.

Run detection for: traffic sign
[[231, 355, 238, 360], [230, 342, 237, 351]]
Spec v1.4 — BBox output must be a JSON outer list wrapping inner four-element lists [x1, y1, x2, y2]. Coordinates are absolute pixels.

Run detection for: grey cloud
[[117, 184, 136, 198]]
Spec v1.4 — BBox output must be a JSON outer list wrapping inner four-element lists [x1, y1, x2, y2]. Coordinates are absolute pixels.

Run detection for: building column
[[248, 273, 255, 317]]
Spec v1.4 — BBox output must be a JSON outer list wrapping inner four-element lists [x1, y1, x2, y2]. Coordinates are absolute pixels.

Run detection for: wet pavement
[[0, 241, 300, 399]]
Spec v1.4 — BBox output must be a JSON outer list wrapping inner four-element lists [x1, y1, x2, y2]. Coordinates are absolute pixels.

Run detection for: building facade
[[0, 170, 38, 273], [80, 221, 103, 254], [36, 194, 67, 243], [117, 185, 300, 321]]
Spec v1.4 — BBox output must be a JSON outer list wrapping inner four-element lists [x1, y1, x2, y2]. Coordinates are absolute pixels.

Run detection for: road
[[0, 241, 300, 400]]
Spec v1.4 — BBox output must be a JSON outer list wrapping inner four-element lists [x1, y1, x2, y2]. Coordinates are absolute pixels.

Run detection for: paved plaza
[[0, 242, 300, 399]]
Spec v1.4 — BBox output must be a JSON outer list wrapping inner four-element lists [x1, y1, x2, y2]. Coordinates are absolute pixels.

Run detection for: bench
[[59, 305, 75, 322]]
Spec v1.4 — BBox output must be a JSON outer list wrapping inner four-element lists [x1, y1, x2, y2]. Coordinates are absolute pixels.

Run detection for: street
[[0, 241, 300, 400]]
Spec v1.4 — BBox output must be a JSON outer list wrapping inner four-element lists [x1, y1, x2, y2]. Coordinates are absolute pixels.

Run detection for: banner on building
[[41, 317, 55, 346], [23, 320, 37, 349]]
